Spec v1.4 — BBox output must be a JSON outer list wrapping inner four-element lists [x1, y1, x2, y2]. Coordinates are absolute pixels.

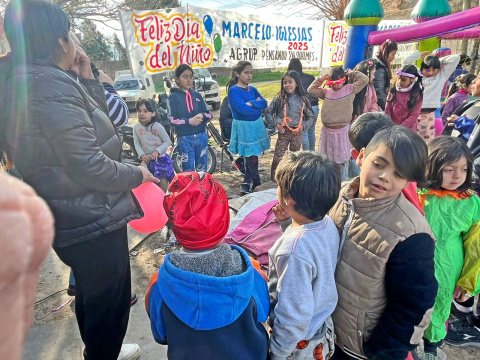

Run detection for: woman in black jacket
[[373, 40, 398, 110], [0, 1, 157, 359]]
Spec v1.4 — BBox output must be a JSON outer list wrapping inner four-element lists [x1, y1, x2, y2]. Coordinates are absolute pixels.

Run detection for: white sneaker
[[118, 344, 140, 360]]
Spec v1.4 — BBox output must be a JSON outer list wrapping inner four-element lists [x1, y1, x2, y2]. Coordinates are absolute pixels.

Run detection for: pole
[[460, 0, 472, 55]]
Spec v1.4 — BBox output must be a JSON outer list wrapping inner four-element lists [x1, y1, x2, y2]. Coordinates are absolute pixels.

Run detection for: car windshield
[[193, 68, 210, 78], [113, 80, 139, 90]]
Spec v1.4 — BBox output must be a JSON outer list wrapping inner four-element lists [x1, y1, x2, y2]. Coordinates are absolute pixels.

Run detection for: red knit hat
[[163, 172, 229, 250]]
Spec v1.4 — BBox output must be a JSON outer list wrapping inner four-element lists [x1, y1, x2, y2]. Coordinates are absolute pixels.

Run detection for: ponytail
[[446, 73, 476, 100]]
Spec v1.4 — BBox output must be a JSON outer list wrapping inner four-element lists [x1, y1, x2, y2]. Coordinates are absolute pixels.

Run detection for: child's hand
[[319, 74, 329, 82], [141, 154, 151, 163], [454, 286, 471, 302], [272, 203, 291, 221], [447, 114, 459, 126], [151, 150, 160, 161], [246, 102, 253, 106], [189, 114, 203, 126], [421, 51, 431, 58], [276, 123, 285, 134]]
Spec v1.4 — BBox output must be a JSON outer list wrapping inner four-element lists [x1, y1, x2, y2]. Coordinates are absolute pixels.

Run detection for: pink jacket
[[385, 91, 423, 131], [353, 84, 379, 121]]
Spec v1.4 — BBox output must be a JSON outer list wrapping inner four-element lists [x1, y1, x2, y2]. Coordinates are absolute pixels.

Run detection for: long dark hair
[[426, 136, 473, 191], [135, 99, 161, 131], [0, 0, 71, 166], [226, 61, 252, 91], [376, 39, 398, 79], [387, 64, 424, 111], [287, 58, 303, 74], [352, 60, 375, 117], [273, 70, 312, 117], [446, 73, 476, 100]]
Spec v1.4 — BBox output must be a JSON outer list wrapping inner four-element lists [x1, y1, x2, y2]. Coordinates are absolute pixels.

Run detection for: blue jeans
[[178, 131, 208, 172], [302, 105, 319, 151]]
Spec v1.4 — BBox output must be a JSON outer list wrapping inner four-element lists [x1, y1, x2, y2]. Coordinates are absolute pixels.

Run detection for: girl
[[307, 66, 368, 180], [419, 136, 480, 359], [265, 70, 315, 182], [168, 64, 212, 172], [227, 61, 270, 195], [442, 73, 476, 127], [385, 65, 424, 132], [133, 99, 174, 192], [403, 50, 460, 142], [352, 60, 379, 121], [373, 39, 398, 110]]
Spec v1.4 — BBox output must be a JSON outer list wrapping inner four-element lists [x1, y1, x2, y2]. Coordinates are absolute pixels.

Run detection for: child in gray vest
[[268, 151, 341, 360]]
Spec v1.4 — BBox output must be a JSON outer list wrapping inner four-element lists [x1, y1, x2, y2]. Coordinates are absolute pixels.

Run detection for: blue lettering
[[233, 22, 240, 38], [241, 23, 247, 38], [249, 23, 254, 39], [307, 27, 312, 41], [255, 24, 261, 40], [222, 21, 232, 37]]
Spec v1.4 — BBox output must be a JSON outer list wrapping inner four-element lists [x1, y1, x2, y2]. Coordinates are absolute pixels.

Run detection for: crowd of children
[[124, 52, 480, 360]]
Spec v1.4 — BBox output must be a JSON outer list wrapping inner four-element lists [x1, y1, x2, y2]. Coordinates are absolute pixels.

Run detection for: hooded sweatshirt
[[146, 245, 269, 360], [167, 88, 212, 137]]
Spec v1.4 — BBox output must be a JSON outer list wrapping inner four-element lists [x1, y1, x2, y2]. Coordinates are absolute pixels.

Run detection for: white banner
[[120, 5, 324, 77], [321, 20, 416, 68]]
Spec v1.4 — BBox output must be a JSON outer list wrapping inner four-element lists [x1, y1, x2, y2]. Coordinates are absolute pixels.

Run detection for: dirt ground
[[31, 108, 479, 359]]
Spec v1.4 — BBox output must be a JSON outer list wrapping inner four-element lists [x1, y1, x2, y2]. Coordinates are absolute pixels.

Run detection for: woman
[[0, 1, 157, 359], [373, 39, 398, 110]]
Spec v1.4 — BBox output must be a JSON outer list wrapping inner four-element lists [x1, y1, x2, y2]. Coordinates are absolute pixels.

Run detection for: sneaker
[[444, 315, 480, 347], [422, 353, 437, 360], [118, 344, 140, 360], [450, 299, 474, 320], [240, 184, 251, 195], [130, 293, 138, 306], [67, 284, 75, 297]]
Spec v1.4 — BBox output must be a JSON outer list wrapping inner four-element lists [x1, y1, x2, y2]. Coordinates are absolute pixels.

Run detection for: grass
[[156, 69, 320, 101]]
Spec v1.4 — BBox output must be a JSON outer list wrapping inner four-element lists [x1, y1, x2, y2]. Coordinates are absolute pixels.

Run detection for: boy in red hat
[[145, 172, 269, 360]]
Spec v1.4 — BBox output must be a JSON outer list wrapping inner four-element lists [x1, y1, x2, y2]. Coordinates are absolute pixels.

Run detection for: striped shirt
[[103, 83, 129, 127]]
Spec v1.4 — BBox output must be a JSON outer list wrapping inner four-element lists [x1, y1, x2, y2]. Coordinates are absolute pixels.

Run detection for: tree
[[112, 33, 127, 60], [0, 0, 180, 25], [255, 0, 401, 20], [79, 20, 113, 61]]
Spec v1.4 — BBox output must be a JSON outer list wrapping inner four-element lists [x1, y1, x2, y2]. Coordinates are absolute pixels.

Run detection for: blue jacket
[[146, 245, 269, 360], [228, 85, 267, 121], [167, 88, 211, 137]]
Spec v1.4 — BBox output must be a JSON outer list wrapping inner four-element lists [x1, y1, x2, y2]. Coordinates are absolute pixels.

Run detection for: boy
[[330, 126, 437, 360], [403, 50, 460, 142], [145, 172, 269, 360], [349, 112, 423, 215], [269, 151, 341, 360]]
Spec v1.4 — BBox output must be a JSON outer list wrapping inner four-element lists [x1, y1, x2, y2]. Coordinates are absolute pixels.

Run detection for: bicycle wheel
[[171, 145, 216, 174]]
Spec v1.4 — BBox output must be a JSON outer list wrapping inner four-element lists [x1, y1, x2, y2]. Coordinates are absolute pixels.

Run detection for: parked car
[[114, 70, 155, 109]]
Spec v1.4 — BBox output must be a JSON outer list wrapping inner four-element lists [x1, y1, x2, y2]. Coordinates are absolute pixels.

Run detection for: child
[[266, 70, 315, 182], [352, 60, 379, 121], [269, 151, 341, 360], [373, 39, 398, 110], [418, 136, 480, 359], [146, 172, 270, 359], [441, 73, 476, 127], [133, 99, 174, 192], [167, 64, 212, 172], [348, 112, 424, 216], [403, 51, 460, 142], [227, 61, 270, 194], [328, 126, 437, 360], [385, 65, 424, 132], [307, 66, 369, 180]]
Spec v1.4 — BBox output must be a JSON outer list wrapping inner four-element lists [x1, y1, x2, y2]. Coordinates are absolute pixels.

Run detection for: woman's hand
[[70, 45, 94, 80], [272, 203, 291, 221], [276, 123, 285, 134], [447, 114, 459, 126], [138, 166, 160, 184], [150, 150, 160, 161]]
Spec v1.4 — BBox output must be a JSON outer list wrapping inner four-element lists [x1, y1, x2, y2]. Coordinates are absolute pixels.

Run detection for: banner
[[321, 20, 416, 68], [120, 5, 324, 77]]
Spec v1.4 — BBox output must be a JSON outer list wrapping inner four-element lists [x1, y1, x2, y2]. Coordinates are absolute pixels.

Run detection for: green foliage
[[112, 33, 128, 61], [79, 20, 112, 61]]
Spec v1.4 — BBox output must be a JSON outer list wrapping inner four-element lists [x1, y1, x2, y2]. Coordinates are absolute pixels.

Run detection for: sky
[[96, 0, 317, 43]]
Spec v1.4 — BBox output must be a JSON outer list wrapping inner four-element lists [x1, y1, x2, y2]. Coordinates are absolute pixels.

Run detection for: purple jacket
[[442, 90, 470, 126]]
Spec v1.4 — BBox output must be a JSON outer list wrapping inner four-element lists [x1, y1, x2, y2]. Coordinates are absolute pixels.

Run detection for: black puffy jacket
[[4, 59, 143, 248], [373, 56, 391, 111]]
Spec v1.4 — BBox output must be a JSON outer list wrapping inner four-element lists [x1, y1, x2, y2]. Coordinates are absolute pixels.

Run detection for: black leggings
[[244, 155, 261, 188]]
